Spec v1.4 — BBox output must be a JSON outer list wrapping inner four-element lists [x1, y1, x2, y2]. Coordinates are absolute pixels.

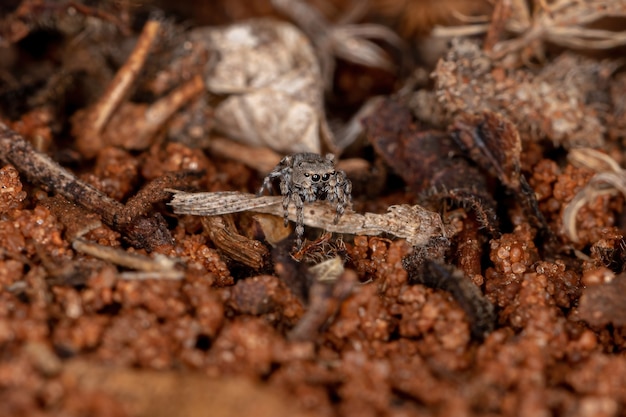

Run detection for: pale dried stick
[[169, 190, 449, 247], [130, 75, 205, 147], [207, 136, 282, 174], [91, 19, 160, 134], [73, 19, 161, 157], [168, 191, 280, 215], [72, 238, 183, 280]]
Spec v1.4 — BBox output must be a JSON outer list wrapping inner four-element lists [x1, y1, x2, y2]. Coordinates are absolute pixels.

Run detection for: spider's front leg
[[279, 179, 292, 227], [257, 174, 275, 196], [257, 156, 292, 196], [258, 167, 284, 196], [332, 176, 352, 224], [292, 193, 306, 248]]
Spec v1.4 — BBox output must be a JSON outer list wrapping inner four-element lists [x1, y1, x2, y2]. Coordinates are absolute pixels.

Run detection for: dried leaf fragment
[[451, 111, 521, 191], [364, 98, 499, 234], [364, 98, 465, 191], [451, 111, 548, 230], [197, 19, 331, 154]]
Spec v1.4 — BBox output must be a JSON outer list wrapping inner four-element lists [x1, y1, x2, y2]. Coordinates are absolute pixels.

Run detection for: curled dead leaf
[[201, 19, 332, 154]]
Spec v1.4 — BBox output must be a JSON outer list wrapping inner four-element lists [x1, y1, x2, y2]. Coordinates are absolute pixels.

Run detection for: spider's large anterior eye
[[312, 174, 321, 182], [322, 173, 330, 181]]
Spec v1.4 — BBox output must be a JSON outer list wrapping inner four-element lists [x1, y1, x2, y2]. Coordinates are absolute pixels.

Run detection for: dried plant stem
[[431, 24, 490, 38], [0, 122, 189, 250], [568, 148, 622, 174], [73, 18, 161, 157], [207, 136, 282, 174], [169, 190, 449, 247], [482, 0, 511, 51], [91, 19, 160, 134], [72, 239, 183, 279], [432, 0, 626, 56], [140, 75, 205, 140], [271, 0, 401, 85], [0, 121, 123, 225]]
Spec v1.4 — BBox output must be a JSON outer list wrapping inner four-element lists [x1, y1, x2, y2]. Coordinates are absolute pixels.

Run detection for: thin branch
[[168, 190, 449, 247], [72, 238, 183, 279]]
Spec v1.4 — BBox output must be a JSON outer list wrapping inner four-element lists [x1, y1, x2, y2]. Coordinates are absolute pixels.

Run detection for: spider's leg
[[293, 193, 305, 248], [281, 195, 291, 227], [344, 177, 352, 206], [258, 168, 282, 196], [334, 176, 352, 224], [324, 182, 336, 203], [334, 197, 343, 224], [257, 174, 274, 196], [258, 158, 291, 196], [280, 179, 291, 227], [304, 185, 316, 204]]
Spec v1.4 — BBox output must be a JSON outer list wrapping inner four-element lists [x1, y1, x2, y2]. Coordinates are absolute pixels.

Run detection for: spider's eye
[[311, 174, 321, 182], [322, 173, 330, 181], [304, 173, 310, 177]]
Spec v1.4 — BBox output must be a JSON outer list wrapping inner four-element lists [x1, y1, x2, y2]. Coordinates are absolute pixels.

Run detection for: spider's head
[[292, 153, 337, 189]]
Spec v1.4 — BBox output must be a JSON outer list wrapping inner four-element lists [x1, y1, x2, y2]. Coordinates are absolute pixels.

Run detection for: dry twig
[[0, 121, 194, 250], [71, 18, 205, 157], [201, 215, 270, 269], [207, 137, 282, 174], [168, 190, 449, 247], [72, 239, 183, 280]]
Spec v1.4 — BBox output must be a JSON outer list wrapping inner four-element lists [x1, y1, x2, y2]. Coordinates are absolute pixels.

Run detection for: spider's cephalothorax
[[258, 153, 352, 248]]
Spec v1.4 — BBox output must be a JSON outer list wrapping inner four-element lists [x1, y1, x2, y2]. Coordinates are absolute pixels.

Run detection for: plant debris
[[1, 0, 626, 416], [418, 39, 617, 148], [0, 121, 201, 250], [169, 190, 449, 247], [201, 215, 269, 269], [564, 148, 626, 243], [203, 18, 333, 154]]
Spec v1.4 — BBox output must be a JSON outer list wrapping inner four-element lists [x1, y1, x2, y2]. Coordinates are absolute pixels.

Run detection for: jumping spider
[[258, 153, 352, 248]]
